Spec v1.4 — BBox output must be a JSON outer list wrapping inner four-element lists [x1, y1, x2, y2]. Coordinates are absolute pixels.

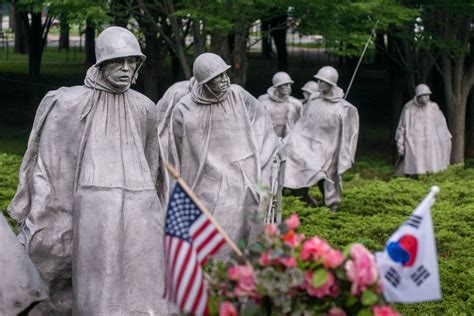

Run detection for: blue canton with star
[[165, 184, 202, 243]]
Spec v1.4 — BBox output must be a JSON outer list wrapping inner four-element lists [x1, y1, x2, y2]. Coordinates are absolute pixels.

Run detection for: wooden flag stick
[[165, 163, 243, 258]]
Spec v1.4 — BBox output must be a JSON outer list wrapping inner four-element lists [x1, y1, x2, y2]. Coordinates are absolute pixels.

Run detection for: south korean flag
[[375, 186, 442, 303]]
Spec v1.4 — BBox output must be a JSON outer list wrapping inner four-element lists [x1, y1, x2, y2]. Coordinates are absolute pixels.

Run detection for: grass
[[0, 126, 472, 315]]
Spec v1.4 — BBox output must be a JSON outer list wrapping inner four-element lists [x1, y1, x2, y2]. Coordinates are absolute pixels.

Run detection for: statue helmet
[[193, 53, 231, 85], [301, 80, 319, 93], [95, 27, 146, 67], [314, 66, 339, 86], [272, 71, 294, 87], [415, 84, 432, 96]]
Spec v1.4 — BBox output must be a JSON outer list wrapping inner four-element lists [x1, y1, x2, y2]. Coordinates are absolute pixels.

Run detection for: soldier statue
[[169, 53, 279, 254], [283, 66, 359, 211], [395, 83, 452, 175], [258, 72, 302, 138], [8, 27, 170, 315]]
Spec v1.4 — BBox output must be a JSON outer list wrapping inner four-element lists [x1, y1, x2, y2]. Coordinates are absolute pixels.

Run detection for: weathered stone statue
[[282, 66, 359, 211], [0, 213, 48, 315], [258, 72, 302, 138], [8, 26, 170, 315], [301, 80, 320, 106], [395, 84, 452, 175], [157, 78, 193, 162], [169, 53, 279, 254]]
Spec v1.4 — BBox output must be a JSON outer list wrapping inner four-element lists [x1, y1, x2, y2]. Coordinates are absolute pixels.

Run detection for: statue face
[[277, 83, 292, 96], [101, 56, 139, 89], [417, 94, 430, 105], [302, 91, 311, 101], [317, 80, 332, 93], [206, 72, 229, 94]]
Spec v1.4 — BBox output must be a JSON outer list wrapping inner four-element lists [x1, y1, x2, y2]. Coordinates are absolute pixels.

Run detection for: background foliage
[[1, 127, 472, 315]]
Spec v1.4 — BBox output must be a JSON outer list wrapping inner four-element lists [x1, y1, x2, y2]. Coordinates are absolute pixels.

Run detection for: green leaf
[[361, 289, 379, 306], [345, 294, 358, 307], [311, 268, 329, 288], [356, 309, 373, 316]]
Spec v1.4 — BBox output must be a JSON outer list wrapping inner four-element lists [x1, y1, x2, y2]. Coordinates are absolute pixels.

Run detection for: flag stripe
[[170, 238, 187, 300], [197, 231, 225, 263], [179, 252, 199, 309], [174, 245, 193, 303], [192, 219, 213, 249], [164, 183, 226, 315], [184, 257, 204, 311]]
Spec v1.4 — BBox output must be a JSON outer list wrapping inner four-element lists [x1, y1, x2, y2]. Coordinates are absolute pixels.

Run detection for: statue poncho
[[395, 98, 452, 175], [169, 83, 279, 253], [282, 87, 359, 206], [258, 87, 302, 137], [0, 213, 48, 315], [8, 66, 170, 315], [157, 79, 193, 162]]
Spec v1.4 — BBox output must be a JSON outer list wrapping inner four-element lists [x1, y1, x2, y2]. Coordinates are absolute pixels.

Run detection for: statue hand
[[397, 145, 404, 156]]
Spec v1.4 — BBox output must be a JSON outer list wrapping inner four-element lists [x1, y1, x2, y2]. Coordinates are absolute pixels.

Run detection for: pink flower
[[227, 265, 256, 297], [322, 248, 344, 269], [278, 256, 297, 267], [300, 237, 330, 261], [282, 229, 305, 248], [259, 251, 272, 266], [219, 301, 238, 316], [345, 244, 379, 295], [264, 223, 278, 236], [285, 213, 300, 229], [373, 305, 400, 316], [259, 251, 296, 268], [303, 270, 336, 298], [324, 307, 347, 316]]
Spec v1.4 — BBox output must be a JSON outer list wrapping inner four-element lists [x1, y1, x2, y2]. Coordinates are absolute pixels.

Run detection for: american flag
[[163, 182, 226, 315]]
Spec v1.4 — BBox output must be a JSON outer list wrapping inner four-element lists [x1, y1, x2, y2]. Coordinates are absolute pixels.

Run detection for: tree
[[12, 0, 109, 79], [12, 0, 54, 79]]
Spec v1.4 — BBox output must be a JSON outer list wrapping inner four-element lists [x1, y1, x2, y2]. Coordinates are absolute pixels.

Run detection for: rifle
[[264, 155, 283, 224]]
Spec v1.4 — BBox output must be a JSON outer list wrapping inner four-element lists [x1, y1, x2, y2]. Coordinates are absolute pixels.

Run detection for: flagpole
[[165, 163, 244, 258], [344, 20, 379, 100]]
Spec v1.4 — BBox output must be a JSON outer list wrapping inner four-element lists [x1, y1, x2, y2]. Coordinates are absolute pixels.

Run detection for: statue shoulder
[[41, 85, 92, 114], [257, 94, 269, 103], [288, 96, 303, 107], [128, 89, 155, 108]]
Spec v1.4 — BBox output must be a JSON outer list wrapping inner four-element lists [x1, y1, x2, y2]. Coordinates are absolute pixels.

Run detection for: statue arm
[[7, 91, 59, 225], [395, 105, 409, 156], [168, 106, 184, 174], [146, 102, 169, 205]]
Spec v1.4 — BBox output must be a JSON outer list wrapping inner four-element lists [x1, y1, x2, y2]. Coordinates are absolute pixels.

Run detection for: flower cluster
[[207, 214, 399, 316]]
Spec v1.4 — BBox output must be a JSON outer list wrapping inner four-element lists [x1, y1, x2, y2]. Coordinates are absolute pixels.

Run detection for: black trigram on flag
[[410, 265, 431, 286], [384, 267, 401, 288], [405, 214, 423, 229]]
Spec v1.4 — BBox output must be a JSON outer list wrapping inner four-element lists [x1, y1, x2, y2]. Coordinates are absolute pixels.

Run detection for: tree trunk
[[163, 0, 191, 79], [171, 52, 182, 82], [110, 0, 130, 27], [14, 10, 28, 54], [374, 32, 385, 66], [192, 19, 206, 59], [26, 12, 44, 80], [142, 33, 164, 101], [210, 31, 231, 62], [229, 31, 248, 86], [261, 19, 272, 59], [85, 20, 96, 64], [467, 91, 474, 159], [270, 14, 288, 71], [59, 18, 70, 51]]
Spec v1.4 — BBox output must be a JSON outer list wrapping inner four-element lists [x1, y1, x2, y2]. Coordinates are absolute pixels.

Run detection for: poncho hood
[[319, 86, 345, 103], [267, 86, 289, 103], [84, 66, 131, 94], [190, 75, 231, 105]]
